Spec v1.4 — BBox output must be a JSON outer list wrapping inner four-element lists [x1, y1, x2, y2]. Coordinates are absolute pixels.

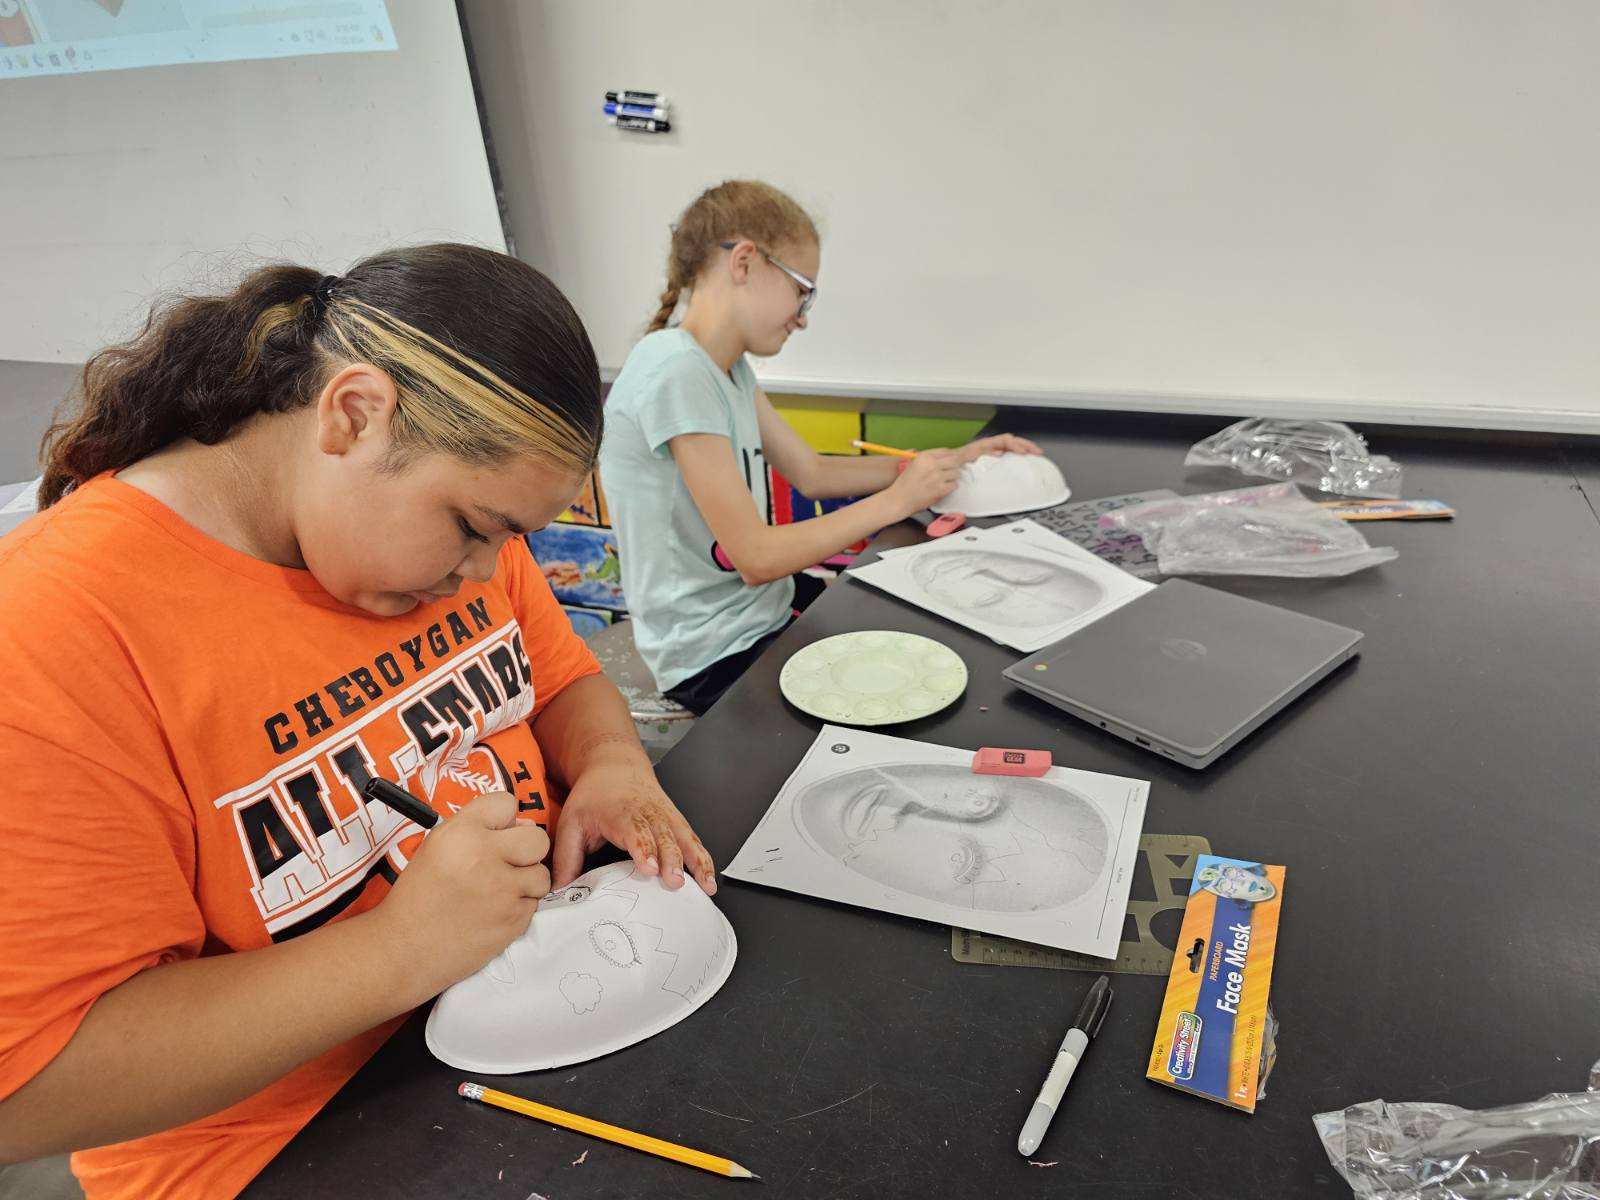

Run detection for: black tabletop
[[247, 409, 1600, 1200]]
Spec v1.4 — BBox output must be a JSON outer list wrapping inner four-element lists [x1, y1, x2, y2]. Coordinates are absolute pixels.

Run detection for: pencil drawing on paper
[[906, 547, 1108, 632], [589, 920, 643, 968], [426, 859, 738, 1072], [477, 864, 717, 1002], [560, 971, 602, 1014], [791, 762, 1112, 911], [724, 726, 1148, 958]]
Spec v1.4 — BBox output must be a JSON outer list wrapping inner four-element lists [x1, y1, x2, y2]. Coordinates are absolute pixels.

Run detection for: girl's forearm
[[532, 674, 651, 790], [799, 453, 902, 499], [732, 489, 907, 584], [0, 906, 421, 1163]]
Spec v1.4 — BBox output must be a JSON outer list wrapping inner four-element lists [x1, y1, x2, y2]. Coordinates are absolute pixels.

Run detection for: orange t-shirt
[[0, 476, 601, 1199]]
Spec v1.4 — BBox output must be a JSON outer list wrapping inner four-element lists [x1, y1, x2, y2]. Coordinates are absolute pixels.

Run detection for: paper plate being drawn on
[[426, 861, 736, 1073], [726, 726, 1148, 958], [780, 631, 967, 725], [794, 762, 1111, 911], [931, 452, 1071, 518]]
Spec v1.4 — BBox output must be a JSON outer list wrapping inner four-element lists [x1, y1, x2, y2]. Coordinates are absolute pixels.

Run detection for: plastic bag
[[1186, 418, 1403, 498], [1100, 483, 1398, 577], [1314, 1058, 1600, 1199]]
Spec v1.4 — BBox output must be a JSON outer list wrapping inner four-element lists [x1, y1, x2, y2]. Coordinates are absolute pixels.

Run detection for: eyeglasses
[[719, 240, 817, 318]]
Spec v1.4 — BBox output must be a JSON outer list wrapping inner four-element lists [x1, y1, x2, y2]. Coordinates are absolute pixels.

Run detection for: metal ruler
[[950, 833, 1211, 975]]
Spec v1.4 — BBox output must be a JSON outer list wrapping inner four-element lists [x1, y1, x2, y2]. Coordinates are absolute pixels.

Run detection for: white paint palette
[[779, 630, 967, 725]]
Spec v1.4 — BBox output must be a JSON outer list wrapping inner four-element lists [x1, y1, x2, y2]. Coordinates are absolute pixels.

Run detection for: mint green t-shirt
[[599, 329, 793, 691]]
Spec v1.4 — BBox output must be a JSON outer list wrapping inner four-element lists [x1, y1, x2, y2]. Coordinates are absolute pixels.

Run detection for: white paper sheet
[[849, 521, 1154, 652], [725, 726, 1149, 958], [0, 478, 40, 515]]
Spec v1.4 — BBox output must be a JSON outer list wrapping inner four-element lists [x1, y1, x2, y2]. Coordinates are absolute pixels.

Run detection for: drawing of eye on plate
[[793, 761, 1112, 913], [779, 630, 967, 725], [425, 861, 736, 1073]]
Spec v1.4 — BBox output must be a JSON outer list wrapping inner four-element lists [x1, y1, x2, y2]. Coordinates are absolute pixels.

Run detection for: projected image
[[0, 0, 396, 78]]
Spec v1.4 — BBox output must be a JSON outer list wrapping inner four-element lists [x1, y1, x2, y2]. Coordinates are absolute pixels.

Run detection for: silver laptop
[[1003, 579, 1362, 769]]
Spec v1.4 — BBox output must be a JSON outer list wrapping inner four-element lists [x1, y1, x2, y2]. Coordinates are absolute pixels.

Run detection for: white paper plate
[[931, 452, 1071, 518], [779, 631, 967, 725], [426, 863, 737, 1073]]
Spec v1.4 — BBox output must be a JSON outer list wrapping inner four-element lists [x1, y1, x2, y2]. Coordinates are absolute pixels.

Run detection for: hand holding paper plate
[[931, 451, 1071, 518], [426, 861, 736, 1073]]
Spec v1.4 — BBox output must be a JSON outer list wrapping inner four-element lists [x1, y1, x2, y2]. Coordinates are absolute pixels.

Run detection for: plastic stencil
[[950, 833, 1211, 975]]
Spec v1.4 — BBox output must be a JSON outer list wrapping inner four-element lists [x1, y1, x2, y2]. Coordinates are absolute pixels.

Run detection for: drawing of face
[[484, 865, 693, 991], [793, 763, 1111, 912], [1197, 864, 1276, 903], [428, 862, 737, 1072], [908, 549, 1105, 631]]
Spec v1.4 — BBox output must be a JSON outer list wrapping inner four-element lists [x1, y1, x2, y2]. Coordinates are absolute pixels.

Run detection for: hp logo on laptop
[[1159, 638, 1207, 663]]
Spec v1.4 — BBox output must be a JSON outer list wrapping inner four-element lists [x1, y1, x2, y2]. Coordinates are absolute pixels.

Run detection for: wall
[[1, 1, 503, 363], [462, 0, 1600, 433]]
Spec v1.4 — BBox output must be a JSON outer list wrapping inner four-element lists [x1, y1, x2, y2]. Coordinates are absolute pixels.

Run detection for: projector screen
[[0, 0, 397, 78], [0, 0, 503, 364]]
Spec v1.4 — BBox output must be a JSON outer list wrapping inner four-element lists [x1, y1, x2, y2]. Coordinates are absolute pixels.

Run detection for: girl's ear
[[724, 238, 758, 286], [316, 363, 400, 456]]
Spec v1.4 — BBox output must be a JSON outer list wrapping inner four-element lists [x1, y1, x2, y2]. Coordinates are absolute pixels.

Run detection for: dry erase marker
[[604, 100, 669, 120], [363, 776, 439, 830], [609, 114, 671, 133], [606, 89, 667, 105], [1017, 974, 1112, 1156]]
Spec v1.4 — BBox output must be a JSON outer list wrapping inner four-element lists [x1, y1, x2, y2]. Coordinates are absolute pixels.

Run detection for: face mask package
[[1101, 484, 1398, 578]]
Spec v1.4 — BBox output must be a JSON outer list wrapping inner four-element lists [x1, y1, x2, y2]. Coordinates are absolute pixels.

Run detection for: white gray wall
[[463, 0, 1600, 433]]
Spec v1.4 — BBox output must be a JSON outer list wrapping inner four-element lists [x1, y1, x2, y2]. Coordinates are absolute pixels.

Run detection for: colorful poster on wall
[[560, 605, 614, 639], [526, 525, 626, 612], [769, 466, 869, 563], [558, 471, 610, 527]]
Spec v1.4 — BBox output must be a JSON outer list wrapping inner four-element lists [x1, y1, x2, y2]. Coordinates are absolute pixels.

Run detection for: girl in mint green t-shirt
[[600, 180, 1039, 713]]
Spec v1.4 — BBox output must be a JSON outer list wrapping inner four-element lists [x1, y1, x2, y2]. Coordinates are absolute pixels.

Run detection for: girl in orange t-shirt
[[0, 244, 717, 1199]]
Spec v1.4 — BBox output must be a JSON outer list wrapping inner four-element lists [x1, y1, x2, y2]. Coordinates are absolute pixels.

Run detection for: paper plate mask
[[426, 862, 737, 1073], [931, 452, 1071, 518]]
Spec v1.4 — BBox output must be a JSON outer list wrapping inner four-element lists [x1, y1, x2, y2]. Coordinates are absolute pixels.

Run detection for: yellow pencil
[[850, 438, 917, 459], [457, 1082, 759, 1180]]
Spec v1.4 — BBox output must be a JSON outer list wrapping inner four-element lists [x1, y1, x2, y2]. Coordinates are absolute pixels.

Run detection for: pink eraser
[[973, 747, 1052, 777], [927, 511, 967, 537]]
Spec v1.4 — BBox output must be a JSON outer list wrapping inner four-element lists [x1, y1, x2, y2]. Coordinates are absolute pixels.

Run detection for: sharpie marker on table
[[609, 114, 671, 133], [1017, 974, 1113, 1157], [604, 101, 669, 120], [606, 89, 667, 106]]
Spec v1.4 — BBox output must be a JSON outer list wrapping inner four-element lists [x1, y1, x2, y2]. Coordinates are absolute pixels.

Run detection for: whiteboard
[[1, 0, 504, 364], [464, 0, 1600, 433]]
